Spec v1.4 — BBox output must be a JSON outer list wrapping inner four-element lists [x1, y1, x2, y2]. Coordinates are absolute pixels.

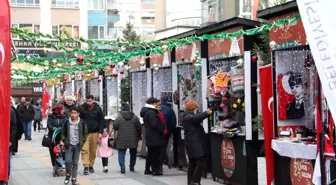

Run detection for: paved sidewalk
[[9, 130, 220, 185]]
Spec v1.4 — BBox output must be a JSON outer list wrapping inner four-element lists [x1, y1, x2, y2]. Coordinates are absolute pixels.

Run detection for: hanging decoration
[[11, 14, 301, 82]]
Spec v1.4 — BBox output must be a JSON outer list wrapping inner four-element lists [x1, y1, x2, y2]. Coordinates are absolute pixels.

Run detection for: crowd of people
[[2, 94, 213, 185]]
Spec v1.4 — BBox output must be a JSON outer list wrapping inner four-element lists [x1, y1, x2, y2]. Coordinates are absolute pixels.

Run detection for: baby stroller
[[52, 128, 66, 177]]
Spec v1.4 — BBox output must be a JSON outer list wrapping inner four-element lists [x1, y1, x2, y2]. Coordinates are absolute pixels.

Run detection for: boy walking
[[61, 107, 88, 185]]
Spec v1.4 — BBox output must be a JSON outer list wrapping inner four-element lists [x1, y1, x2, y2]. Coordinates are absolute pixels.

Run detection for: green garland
[[11, 14, 301, 81]]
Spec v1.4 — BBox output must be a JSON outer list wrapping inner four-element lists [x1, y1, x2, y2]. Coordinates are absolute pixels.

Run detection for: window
[[141, 17, 155, 24], [52, 25, 79, 39], [142, 28, 155, 36], [11, 0, 39, 7], [208, 0, 218, 22], [88, 26, 105, 39], [51, 0, 79, 8], [141, 0, 154, 4], [88, 0, 104, 10], [11, 24, 40, 38]]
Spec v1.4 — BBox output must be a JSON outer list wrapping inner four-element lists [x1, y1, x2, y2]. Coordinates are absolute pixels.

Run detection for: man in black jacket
[[80, 95, 105, 175], [183, 99, 212, 185], [18, 99, 35, 141], [140, 97, 165, 176]]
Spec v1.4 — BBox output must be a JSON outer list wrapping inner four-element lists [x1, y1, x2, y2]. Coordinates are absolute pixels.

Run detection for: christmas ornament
[[118, 62, 124, 68], [154, 67, 159, 72], [256, 88, 260, 93], [112, 73, 118, 77], [269, 41, 277, 49], [62, 73, 65, 76], [120, 69, 124, 75], [182, 57, 185, 62], [110, 63, 115, 68], [252, 55, 258, 62], [192, 58, 197, 63], [237, 58, 244, 68], [220, 104, 226, 108], [26, 55, 31, 60], [33, 81, 38, 84], [237, 98, 241, 104], [52, 59, 57, 64], [107, 76, 112, 80], [42, 48, 48, 54], [233, 104, 237, 108], [140, 59, 145, 66], [77, 56, 84, 63], [161, 45, 168, 52], [223, 97, 228, 101], [86, 62, 91, 67], [98, 79, 101, 82]]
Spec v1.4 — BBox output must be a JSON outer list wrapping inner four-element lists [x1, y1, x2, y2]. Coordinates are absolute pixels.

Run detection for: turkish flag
[[42, 80, 50, 119], [0, 0, 11, 181], [259, 65, 274, 185]]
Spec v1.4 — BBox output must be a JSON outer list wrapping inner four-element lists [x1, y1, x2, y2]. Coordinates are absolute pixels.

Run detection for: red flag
[[259, 65, 274, 185], [42, 80, 50, 118], [0, 0, 11, 181]]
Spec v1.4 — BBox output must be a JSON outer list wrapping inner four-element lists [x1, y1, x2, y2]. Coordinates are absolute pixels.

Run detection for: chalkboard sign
[[161, 91, 172, 103]]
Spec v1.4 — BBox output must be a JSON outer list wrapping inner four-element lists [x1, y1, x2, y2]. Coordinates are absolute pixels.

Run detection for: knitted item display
[[230, 66, 244, 95], [214, 72, 230, 94]]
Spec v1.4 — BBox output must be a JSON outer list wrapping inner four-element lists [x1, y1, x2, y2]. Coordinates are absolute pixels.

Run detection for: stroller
[[52, 128, 66, 177]]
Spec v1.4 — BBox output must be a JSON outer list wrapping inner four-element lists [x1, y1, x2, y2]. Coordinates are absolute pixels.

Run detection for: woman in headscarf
[[47, 104, 67, 170]]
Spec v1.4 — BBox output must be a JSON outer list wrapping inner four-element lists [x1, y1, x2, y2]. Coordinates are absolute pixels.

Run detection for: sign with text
[[221, 138, 235, 178], [297, 0, 336, 125], [290, 159, 313, 185], [208, 27, 244, 60], [269, 11, 307, 49], [150, 51, 171, 67], [175, 42, 200, 63], [13, 39, 80, 49], [32, 86, 43, 94]]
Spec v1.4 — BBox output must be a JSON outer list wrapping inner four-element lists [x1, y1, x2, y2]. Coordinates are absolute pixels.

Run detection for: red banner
[[0, 0, 11, 181], [259, 65, 274, 185], [42, 80, 50, 119]]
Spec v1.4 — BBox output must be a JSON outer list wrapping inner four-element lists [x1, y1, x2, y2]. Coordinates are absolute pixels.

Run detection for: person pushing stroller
[[61, 106, 88, 185], [47, 104, 67, 175]]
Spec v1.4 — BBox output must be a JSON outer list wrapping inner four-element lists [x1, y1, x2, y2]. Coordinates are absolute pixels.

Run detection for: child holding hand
[[97, 128, 113, 173]]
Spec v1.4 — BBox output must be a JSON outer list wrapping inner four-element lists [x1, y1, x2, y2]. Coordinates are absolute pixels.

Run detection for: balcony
[[107, 15, 120, 23], [107, 9, 120, 23]]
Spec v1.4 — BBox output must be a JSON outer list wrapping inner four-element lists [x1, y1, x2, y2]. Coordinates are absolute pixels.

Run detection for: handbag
[[41, 129, 52, 147], [108, 130, 117, 148]]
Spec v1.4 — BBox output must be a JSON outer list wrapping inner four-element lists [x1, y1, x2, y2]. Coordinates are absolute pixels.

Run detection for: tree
[[120, 22, 141, 105], [122, 22, 141, 42]]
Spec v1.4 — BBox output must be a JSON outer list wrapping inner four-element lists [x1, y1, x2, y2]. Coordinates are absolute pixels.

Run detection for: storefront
[[257, 1, 334, 185], [129, 56, 148, 156], [199, 17, 261, 185]]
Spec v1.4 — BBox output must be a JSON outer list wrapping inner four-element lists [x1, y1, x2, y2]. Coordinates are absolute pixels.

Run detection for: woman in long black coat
[[182, 100, 212, 185], [47, 104, 67, 169]]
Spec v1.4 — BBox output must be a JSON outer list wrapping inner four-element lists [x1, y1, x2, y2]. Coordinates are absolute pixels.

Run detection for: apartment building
[[200, 0, 293, 24]]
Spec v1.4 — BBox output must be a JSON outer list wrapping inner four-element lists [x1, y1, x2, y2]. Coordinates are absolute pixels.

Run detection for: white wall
[[166, 0, 202, 27], [155, 27, 196, 40]]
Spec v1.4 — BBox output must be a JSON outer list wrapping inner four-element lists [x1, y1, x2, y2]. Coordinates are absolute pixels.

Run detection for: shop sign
[[175, 42, 200, 64], [208, 27, 243, 61], [13, 39, 80, 49], [32, 85, 43, 94], [16, 49, 46, 57], [129, 55, 146, 72], [149, 52, 171, 68], [289, 159, 313, 185], [269, 11, 307, 49], [221, 138, 235, 178]]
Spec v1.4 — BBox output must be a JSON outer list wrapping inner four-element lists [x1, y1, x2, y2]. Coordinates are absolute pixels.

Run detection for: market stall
[[257, 2, 322, 185], [175, 41, 204, 170], [74, 72, 85, 104], [150, 51, 175, 164], [200, 17, 261, 185], [86, 70, 101, 101], [129, 56, 148, 156], [104, 67, 119, 119]]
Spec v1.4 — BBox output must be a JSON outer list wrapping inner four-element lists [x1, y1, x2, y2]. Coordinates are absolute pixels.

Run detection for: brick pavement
[[8, 130, 220, 185]]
